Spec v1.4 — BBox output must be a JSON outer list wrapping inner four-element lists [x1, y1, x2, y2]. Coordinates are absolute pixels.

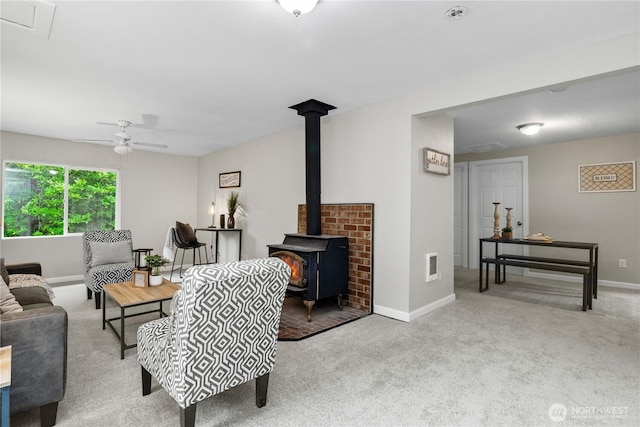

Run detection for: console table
[[479, 237, 598, 311], [195, 228, 242, 263]]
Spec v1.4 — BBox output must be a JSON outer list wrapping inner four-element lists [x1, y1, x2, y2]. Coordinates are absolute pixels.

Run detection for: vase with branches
[[227, 191, 240, 229]]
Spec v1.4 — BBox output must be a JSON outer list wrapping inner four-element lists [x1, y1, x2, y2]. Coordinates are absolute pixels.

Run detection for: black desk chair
[[169, 226, 208, 281]]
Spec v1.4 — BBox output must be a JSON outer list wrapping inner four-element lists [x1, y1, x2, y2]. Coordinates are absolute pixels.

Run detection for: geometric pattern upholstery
[[82, 230, 135, 295], [137, 257, 290, 409]]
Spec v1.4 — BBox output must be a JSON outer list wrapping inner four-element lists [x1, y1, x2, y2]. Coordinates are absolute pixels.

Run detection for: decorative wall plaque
[[423, 148, 450, 175], [578, 161, 636, 193], [219, 171, 241, 188]]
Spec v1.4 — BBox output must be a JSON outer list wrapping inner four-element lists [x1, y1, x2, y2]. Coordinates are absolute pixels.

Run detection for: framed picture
[[578, 161, 636, 193], [219, 171, 241, 188], [423, 148, 450, 175], [132, 270, 148, 288]]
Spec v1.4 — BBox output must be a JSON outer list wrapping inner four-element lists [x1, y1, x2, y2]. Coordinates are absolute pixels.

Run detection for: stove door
[[270, 251, 306, 288]]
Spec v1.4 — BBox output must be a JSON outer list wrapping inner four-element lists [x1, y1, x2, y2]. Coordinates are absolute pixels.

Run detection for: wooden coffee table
[[102, 279, 180, 359]]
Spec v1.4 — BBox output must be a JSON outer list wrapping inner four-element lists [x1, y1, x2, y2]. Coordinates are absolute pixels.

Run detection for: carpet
[[9, 273, 640, 427]]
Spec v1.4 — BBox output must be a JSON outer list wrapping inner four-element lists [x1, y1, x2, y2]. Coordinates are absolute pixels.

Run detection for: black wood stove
[[268, 99, 349, 322], [268, 234, 348, 321]]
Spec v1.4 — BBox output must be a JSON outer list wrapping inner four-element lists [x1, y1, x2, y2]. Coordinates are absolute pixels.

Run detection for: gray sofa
[[0, 262, 68, 427]]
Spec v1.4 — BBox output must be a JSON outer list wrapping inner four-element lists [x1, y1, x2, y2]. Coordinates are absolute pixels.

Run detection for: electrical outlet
[[619, 259, 627, 268]]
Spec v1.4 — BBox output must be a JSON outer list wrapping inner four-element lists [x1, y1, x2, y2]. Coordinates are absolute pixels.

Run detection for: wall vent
[[425, 253, 439, 282], [1, 0, 56, 39]]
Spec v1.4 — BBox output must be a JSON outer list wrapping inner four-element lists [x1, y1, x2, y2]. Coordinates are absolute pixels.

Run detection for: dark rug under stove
[[278, 296, 369, 341]]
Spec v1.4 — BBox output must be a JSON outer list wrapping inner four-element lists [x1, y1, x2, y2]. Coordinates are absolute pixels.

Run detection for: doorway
[[466, 156, 529, 269]]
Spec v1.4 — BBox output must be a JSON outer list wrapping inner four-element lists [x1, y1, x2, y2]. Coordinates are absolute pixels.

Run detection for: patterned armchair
[[137, 258, 290, 427], [82, 230, 135, 309]]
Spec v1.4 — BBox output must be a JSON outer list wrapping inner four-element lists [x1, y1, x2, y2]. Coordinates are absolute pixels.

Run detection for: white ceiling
[[1, 1, 639, 157]]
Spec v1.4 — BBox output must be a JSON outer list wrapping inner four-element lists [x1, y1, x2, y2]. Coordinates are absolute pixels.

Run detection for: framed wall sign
[[578, 161, 636, 193], [219, 171, 241, 188], [132, 270, 149, 288], [423, 148, 450, 175]]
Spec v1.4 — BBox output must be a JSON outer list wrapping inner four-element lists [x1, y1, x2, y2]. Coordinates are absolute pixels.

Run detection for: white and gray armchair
[[137, 258, 290, 427], [82, 230, 135, 309]]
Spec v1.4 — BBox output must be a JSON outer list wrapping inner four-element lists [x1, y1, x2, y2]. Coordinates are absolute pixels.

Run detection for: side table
[[1, 346, 12, 427], [194, 228, 242, 263]]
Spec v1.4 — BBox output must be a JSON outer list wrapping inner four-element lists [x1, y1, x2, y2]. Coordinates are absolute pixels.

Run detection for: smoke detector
[[445, 6, 468, 20]]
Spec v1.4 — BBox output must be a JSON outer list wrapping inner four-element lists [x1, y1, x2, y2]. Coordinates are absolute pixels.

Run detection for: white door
[[469, 157, 529, 269], [454, 163, 468, 267]]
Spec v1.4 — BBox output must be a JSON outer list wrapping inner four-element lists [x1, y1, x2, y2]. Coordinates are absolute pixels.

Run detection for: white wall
[[1, 132, 198, 280], [197, 126, 306, 263], [409, 114, 455, 317]]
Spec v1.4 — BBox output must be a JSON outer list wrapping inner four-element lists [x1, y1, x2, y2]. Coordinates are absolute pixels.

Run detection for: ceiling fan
[[74, 120, 168, 154]]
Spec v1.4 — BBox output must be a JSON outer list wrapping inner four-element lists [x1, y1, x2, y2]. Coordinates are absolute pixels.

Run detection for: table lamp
[[208, 202, 216, 228]]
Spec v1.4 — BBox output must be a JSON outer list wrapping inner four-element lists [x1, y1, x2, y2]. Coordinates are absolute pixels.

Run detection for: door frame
[[468, 156, 529, 269], [454, 162, 469, 268]]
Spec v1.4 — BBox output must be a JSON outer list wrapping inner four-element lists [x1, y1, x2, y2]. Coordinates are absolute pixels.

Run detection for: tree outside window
[[3, 162, 117, 237]]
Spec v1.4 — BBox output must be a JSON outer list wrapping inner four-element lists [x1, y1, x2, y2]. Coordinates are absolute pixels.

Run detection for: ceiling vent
[[0, 0, 56, 39], [466, 142, 507, 153], [445, 6, 468, 20]]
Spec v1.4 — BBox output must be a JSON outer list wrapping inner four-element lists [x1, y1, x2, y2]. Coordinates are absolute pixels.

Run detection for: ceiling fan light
[[517, 122, 544, 136], [278, 0, 319, 17], [114, 144, 133, 155]]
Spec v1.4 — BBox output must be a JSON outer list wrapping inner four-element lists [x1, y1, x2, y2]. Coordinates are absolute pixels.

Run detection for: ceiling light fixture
[[114, 144, 133, 155], [517, 122, 544, 136], [278, 0, 319, 17]]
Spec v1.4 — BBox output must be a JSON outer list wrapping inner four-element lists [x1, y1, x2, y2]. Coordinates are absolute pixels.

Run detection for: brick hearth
[[298, 203, 373, 313]]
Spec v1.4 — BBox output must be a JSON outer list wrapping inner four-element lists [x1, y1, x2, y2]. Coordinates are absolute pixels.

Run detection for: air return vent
[[466, 142, 507, 153], [1, 0, 56, 39]]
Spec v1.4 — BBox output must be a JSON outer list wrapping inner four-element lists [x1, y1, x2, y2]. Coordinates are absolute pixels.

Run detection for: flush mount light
[[517, 122, 544, 136], [278, 0, 319, 17]]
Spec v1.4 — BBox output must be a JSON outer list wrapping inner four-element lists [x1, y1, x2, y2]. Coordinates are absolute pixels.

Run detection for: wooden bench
[[497, 254, 591, 281], [480, 257, 592, 311], [497, 254, 597, 300]]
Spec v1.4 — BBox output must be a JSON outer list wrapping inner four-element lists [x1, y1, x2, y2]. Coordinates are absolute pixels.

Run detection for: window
[[3, 162, 118, 237]]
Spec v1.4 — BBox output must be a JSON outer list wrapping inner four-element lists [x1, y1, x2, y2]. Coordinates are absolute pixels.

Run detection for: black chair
[[170, 227, 208, 281]]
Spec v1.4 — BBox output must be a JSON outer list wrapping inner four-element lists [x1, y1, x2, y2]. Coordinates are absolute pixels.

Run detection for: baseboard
[[48, 275, 84, 284], [527, 271, 640, 291], [374, 293, 456, 323], [373, 305, 411, 322], [408, 293, 456, 321]]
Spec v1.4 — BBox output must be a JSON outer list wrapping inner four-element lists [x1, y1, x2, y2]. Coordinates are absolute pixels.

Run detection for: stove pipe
[[289, 99, 336, 235]]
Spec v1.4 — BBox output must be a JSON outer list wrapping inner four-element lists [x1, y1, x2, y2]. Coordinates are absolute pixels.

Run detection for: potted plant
[[227, 191, 240, 229], [501, 227, 513, 240], [145, 254, 169, 286]]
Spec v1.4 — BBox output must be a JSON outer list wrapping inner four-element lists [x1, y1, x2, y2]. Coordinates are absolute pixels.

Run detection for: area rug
[[278, 295, 369, 341]]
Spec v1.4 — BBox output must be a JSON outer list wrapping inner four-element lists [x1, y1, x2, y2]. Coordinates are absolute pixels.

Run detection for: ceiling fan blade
[[73, 139, 115, 145], [132, 141, 168, 149]]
